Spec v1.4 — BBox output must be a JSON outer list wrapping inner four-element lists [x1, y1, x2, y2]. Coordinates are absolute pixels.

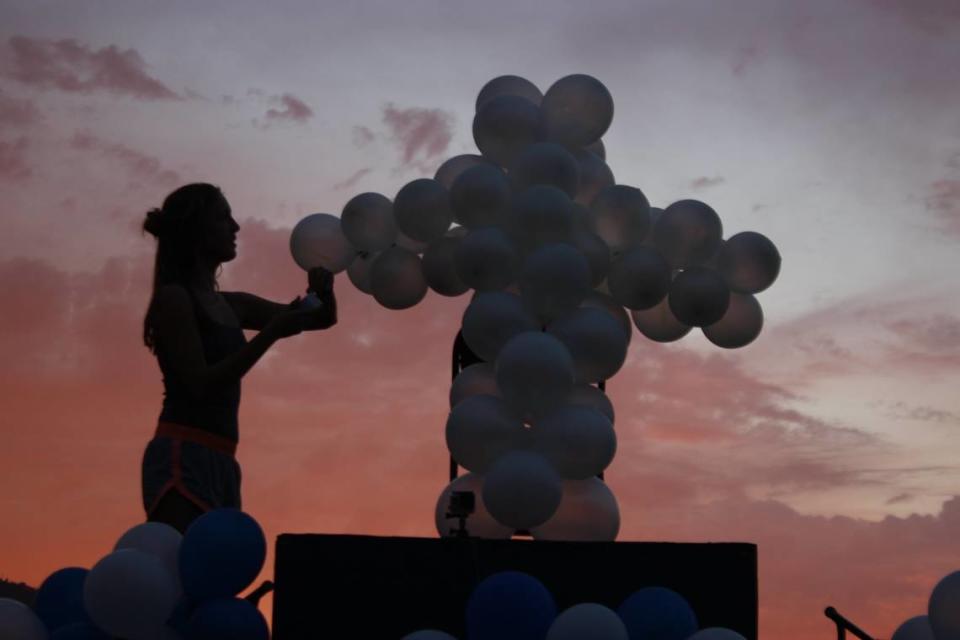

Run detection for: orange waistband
[[156, 421, 237, 457]]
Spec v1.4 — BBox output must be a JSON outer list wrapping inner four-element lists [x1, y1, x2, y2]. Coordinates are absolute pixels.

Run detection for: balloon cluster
[[0, 509, 270, 640], [890, 570, 960, 640], [400, 570, 746, 640], [289, 74, 782, 538]]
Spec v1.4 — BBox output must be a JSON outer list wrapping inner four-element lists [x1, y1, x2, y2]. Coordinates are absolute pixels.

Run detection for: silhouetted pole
[[825, 607, 874, 640]]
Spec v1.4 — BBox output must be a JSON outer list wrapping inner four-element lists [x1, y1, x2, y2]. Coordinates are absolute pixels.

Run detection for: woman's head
[[143, 183, 240, 349]]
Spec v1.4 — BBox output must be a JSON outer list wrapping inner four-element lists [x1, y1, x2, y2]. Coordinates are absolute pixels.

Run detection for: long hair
[[142, 183, 224, 352]]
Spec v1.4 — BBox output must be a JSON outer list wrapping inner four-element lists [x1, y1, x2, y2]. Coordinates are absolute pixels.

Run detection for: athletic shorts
[[142, 422, 242, 515]]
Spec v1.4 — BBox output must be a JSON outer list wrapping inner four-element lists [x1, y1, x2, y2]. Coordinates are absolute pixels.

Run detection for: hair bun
[[143, 207, 165, 238]]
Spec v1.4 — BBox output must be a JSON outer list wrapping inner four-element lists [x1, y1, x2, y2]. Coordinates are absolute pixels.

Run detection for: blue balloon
[[618, 587, 698, 640], [168, 595, 198, 636], [34, 567, 91, 632], [49, 622, 111, 639], [466, 571, 557, 640], [187, 597, 269, 640], [179, 509, 266, 601]]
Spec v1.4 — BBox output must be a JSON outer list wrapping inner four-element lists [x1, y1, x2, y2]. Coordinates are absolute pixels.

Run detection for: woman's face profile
[[199, 193, 241, 264]]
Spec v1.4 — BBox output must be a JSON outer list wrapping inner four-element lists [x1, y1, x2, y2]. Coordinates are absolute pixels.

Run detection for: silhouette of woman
[[140, 183, 336, 533]]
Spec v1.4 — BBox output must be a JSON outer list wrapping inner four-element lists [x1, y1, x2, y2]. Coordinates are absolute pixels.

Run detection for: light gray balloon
[[519, 244, 591, 322], [289, 213, 356, 273], [568, 384, 615, 424], [461, 291, 539, 362], [546, 603, 627, 640], [347, 251, 379, 294], [423, 235, 470, 297], [548, 307, 628, 383], [450, 164, 511, 228], [703, 292, 763, 349], [532, 479, 620, 541], [495, 331, 575, 417], [531, 405, 616, 479], [454, 227, 519, 291], [508, 142, 580, 198], [473, 94, 543, 167], [434, 153, 497, 189], [654, 199, 723, 268], [370, 246, 428, 310], [590, 185, 651, 253], [718, 231, 781, 293], [435, 472, 513, 539], [542, 74, 614, 147], [892, 616, 935, 640], [607, 247, 671, 310], [0, 599, 47, 640], [446, 394, 526, 473], [631, 296, 692, 343], [114, 522, 182, 596], [573, 150, 615, 207], [511, 185, 577, 250], [394, 178, 453, 243], [482, 450, 562, 530], [476, 75, 543, 111], [340, 192, 396, 252], [450, 362, 500, 407]]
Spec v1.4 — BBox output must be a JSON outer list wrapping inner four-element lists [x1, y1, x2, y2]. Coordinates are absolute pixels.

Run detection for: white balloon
[[568, 384, 615, 424], [370, 246, 428, 310], [0, 598, 47, 640], [688, 628, 748, 640], [930, 571, 960, 640], [340, 192, 396, 252], [546, 603, 627, 640], [532, 478, 620, 541], [482, 451, 562, 530], [289, 213, 356, 273], [892, 616, 935, 640], [547, 307, 628, 384], [402, 630, 459, 640], [454, 227, 519, 291], [495, 332, 575, 417], [519, 244, 591, 322], [531, 406, 615, 480], [114, 522, 182, 595], [83, 549, 178, 640], [434, 473, 513, 539], [461, 292, 539, 362], [450, 362, 500, 408], [446, 395, 526, 473]]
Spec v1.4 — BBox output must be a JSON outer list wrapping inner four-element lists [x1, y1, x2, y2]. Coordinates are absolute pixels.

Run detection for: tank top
[[156, 288, 247, 441]]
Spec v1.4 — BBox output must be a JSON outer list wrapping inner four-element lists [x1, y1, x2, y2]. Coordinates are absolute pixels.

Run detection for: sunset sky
[[1, 0, 959, 638]]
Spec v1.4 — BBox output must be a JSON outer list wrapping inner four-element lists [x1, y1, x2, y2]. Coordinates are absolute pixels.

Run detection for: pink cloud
[[691, 175, 726, 189], [0, 136, 30, 181], [69, 130, 180, 188], [333, 167, 373, 191], [925, 179, 960, 236], [264, 93, 314, 124], [0, 92, 41, 128], [382, 102, 454, 172], [352, 125, 375, 147], [2, 36, 180, 100], [865, 0, 960, 34]]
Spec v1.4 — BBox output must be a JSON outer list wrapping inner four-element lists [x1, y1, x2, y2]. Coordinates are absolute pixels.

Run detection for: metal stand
[[824, 607, 874, 640]]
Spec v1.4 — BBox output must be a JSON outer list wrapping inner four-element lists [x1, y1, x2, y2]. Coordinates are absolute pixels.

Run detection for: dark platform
[[272, 534, 758, 640]]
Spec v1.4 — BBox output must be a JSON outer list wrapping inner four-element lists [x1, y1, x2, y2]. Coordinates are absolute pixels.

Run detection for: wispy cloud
[[381, 103, 453, 172], [70, 130, 180, 188]]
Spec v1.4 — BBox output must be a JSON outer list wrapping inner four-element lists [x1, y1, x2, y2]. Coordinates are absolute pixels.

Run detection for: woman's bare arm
[[220, 291, 287, 331]]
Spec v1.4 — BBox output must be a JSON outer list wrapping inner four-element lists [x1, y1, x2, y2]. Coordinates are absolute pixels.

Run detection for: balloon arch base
[[270, 534, 758, 639]]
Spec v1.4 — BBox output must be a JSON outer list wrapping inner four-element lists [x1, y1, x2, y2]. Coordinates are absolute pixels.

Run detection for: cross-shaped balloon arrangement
[[288, 74, 782, 541]]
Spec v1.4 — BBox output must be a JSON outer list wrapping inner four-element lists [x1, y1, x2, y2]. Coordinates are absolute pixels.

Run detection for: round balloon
[[580, 291, 631, 343], [446, 395, 526, 473], [703, 292, 763, 349], [402, 631, 458, 640], [618, 587, 698, 640], [654, 200, 723, 268], [532, 478, 620, 542], [548, 307, 628, 383], [371, 246, 428, 310], [340, 192, 396, 252], [0, 598, 49, 640], [531, 405, 616, 479], [483, 451, 563, 530], [668, 267, 730, 327], [178, 509, 266, 601], [585, 138, 606, 160], [542, 74, 614, 147], [496, 331, 575, 417], [435, 154, 498, 189], [454, 227, 519, 291], [476, 75, 543, 111], [573, 150, 615, 207], [34, 568, 91, 632], [718, 231, 781, 293], [892, 616, 935, 640], [450, 362, 500, 407], [510, 185, 576, 250], [289, 213, 356, 273], [508, 142, 580, 198], [631, 296, 692, 343], [568, 384, 615, 423], [84, 549, 178, 640], [461, 291, 539, 362], [450, 164, 511, 229], [607, 247, 671, 310], [466, 571, 557, 640], [473, 95, 543, 167], [423, 235, 470, 297], [434, 473, 513, 539], [547, 603, 627, 640], [688, 629, 747, 640], [519, 244, 591, 322], [347, 251, 379, 294], [930, 571, 960, 640], [49, 622, 111, 639], [115, 522, 182, 594], [186, 597, 268, 640], [572, 231, 611, 286], [590, 185, 651, 253], [394, 179, 452, 243], [396, 231, 430, 254]]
